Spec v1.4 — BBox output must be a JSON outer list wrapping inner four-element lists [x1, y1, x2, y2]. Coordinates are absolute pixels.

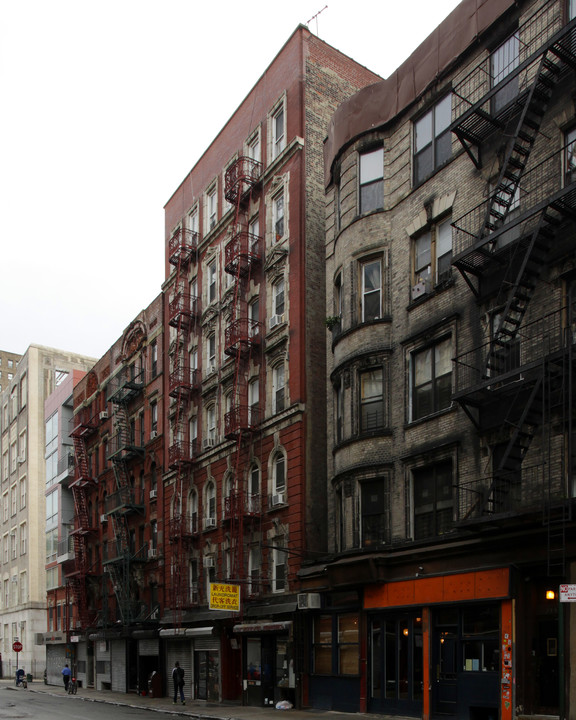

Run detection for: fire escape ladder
[[485, 375, 544, 514], [71, 482, 91, 530], [105, 550, 132, 623], [545, 500, 570, 577], [485, 214, 554, 377], [481, 52, 560, 240], [72, 435, 91, 481]]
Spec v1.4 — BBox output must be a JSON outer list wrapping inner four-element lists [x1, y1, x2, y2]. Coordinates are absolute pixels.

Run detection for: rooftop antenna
[[307, 5, 328, 36]]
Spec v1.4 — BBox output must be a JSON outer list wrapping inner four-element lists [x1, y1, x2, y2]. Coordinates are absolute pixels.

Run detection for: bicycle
[[67, 677, 78, 695]]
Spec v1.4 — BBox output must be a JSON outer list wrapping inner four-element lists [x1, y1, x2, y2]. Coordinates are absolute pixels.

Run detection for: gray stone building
[[298, 0, 576, 718]]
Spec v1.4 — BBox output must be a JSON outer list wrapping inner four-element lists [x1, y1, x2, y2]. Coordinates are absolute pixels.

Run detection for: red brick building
[[64, 26, 380, 705]]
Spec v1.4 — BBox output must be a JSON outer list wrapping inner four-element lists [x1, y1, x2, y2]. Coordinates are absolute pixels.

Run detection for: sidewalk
[[1, 678, 412, 720]]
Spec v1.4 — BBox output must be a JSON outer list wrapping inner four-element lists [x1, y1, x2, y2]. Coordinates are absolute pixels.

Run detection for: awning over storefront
[[159, 626, 215, 638], [233, 621, 292, 634]]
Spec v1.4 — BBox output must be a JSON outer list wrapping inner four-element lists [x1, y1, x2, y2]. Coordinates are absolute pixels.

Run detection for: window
[[248, 464, 260, 512], [19, 523, 26, 555], [273, 364, 285, 413], [272, 451, 286, 495], [411, 337, 452, 421], [271, 103, 285, 159], [10, 485, 16, 516], [150, 401, 158, 433], [207, 334, 216, 371], [361, 259, 382, 322], [273, 191, 285, 241], [206, 404, 216, 442], [249, 298, 259, 337], [361, 478, 388, 547], [19, 478, 26, 510], [412, 460, 453, 539], [248, 378, 259, 425], [360, 368, 384, 432], [335, 378, 344, 444], [19, 374, 26, 409], [313, 614, 360, 676], [414, 94, 452, 184], [271, 536, 286, 592], [55, 369, 68, 386], [188, 206, 199, 234], [45, 412, 58, 486], [359, 147, 383, 214], [247, 131, 261, 164], [151, 342, 158, 377], [565, 127, 576, 185], [248, 545, 261, 595], [205, 481, 216, 527], [189, 490, 198, 534], [10, 387, 18, 419], [207, 258, 217, 303], [571, 0, 576, 20], [272, 278, 285, 319], [412, 218, 453, 296], [206, 184, 217, 231], [491, 33, 519, 113]]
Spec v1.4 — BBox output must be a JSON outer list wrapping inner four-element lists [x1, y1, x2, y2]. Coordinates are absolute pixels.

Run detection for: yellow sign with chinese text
[[209, 583, 241, 612]]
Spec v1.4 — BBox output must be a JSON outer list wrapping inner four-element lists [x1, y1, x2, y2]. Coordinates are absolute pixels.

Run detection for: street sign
[[12, 641, 22, 652], [559, 584, 576, 602]]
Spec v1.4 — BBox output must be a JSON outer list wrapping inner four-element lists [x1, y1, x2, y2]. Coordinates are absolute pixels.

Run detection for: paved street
[[0, 678, 412, 720]]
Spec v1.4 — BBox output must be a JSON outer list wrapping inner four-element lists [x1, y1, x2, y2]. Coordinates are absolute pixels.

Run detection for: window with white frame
[[19, 523, 26, 555], [2, 493, 7, 523], [207, 334, 216, 372], [207, 258, 217, 303], [359, 147, 384, 214], [248, 378, 259, 425], [10, 530, 16, 560], [190, 416, 198, 450], [272, 363, 285, 414], [19, 478, 26, 511], [188, 205, 199, 235], [272, 278, 285, 321], [2, 533, 8, 563], [249, 297, 259, 337], [414, 94, 452, 185], [247, 130, 261, 164], [410, 336, 452, 421], [272, 451, 286, 496], [412, 217, 453, 296], [204, 405, 216, 447], [19, 374, 26, 409], [205, 480, 216, 527], [10, 387, 18, 419], [360, 258, 382, 322], [271, 536, 286, 592], [206, 184, 217, 232], [19, 572, 27, 604], [412, 459, 453, 539], [189, 489, 198, 534], [491, 33, 519, 113], [273, 191, 285, 242], [249, 215, 260, 253], [2, 453, 7, 483], [248, 463, 260, 512], [10, 485, 16, 516], [271, 102, 286, 160]]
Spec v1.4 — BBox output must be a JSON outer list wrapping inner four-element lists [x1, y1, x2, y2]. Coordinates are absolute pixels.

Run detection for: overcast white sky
[[0, 0, 461, 361]]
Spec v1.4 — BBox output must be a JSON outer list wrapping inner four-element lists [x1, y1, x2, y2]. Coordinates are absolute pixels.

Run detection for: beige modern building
[[0, 345, 95, 678]]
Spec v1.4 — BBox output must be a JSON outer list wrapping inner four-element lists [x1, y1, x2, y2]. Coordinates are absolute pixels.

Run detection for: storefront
[[364, 567, 512, 720], [233, 620, 295, 708]]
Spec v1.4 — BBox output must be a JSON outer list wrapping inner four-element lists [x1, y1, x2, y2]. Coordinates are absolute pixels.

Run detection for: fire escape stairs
[[481, 376, 544, 515], [480, 52, 560, 240]]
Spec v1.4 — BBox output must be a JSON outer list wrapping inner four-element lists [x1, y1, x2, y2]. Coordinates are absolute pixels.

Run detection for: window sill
[[405, 402, 457, 428], [408, 276, 455, 309], [332, 429, 392, 453]]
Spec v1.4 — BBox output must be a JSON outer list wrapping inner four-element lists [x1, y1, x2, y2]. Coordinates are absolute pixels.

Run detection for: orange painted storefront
[[364, 568, 513, 720]]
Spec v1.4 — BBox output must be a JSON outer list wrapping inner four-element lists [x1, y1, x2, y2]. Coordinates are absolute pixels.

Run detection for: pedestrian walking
[[172, 660, 185, 705], [62, 664, 71, 692]]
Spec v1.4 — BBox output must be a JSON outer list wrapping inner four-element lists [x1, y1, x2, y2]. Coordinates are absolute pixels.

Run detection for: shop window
[[313, 613, 360, 676], [359, 147, 383, 214], [413, 95, 451, 184], [412, 460, 453, 539], [410, 336, 452, 421]]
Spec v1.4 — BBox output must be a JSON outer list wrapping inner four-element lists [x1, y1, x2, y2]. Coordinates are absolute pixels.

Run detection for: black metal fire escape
[[450, 5, 576, 571]]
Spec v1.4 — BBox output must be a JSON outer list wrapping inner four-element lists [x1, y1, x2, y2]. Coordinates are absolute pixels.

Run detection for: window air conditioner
[[269, 314, 285, 329], [149, 489, 157, 500], [99, 411, 109, 421], [203, 556, 215, 568], [272, 493, 285, 507], [411, 281, 427, 301], [147, 548, 158, 559], [297, 593, 322, 610], [202, 438, 216, 449], [100, 514, 107, 523], [150, 430, 158, 439], [17, 455, 25, 464], [207, 364, 217, 375], [204, 517, 216, 529]]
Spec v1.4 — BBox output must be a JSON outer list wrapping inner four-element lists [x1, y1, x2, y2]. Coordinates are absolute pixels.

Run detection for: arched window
[[271, 451, 286, 506], [189, 489, 198, 534], [205, 480, 216, 529], [272, 364, 285, 414]]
